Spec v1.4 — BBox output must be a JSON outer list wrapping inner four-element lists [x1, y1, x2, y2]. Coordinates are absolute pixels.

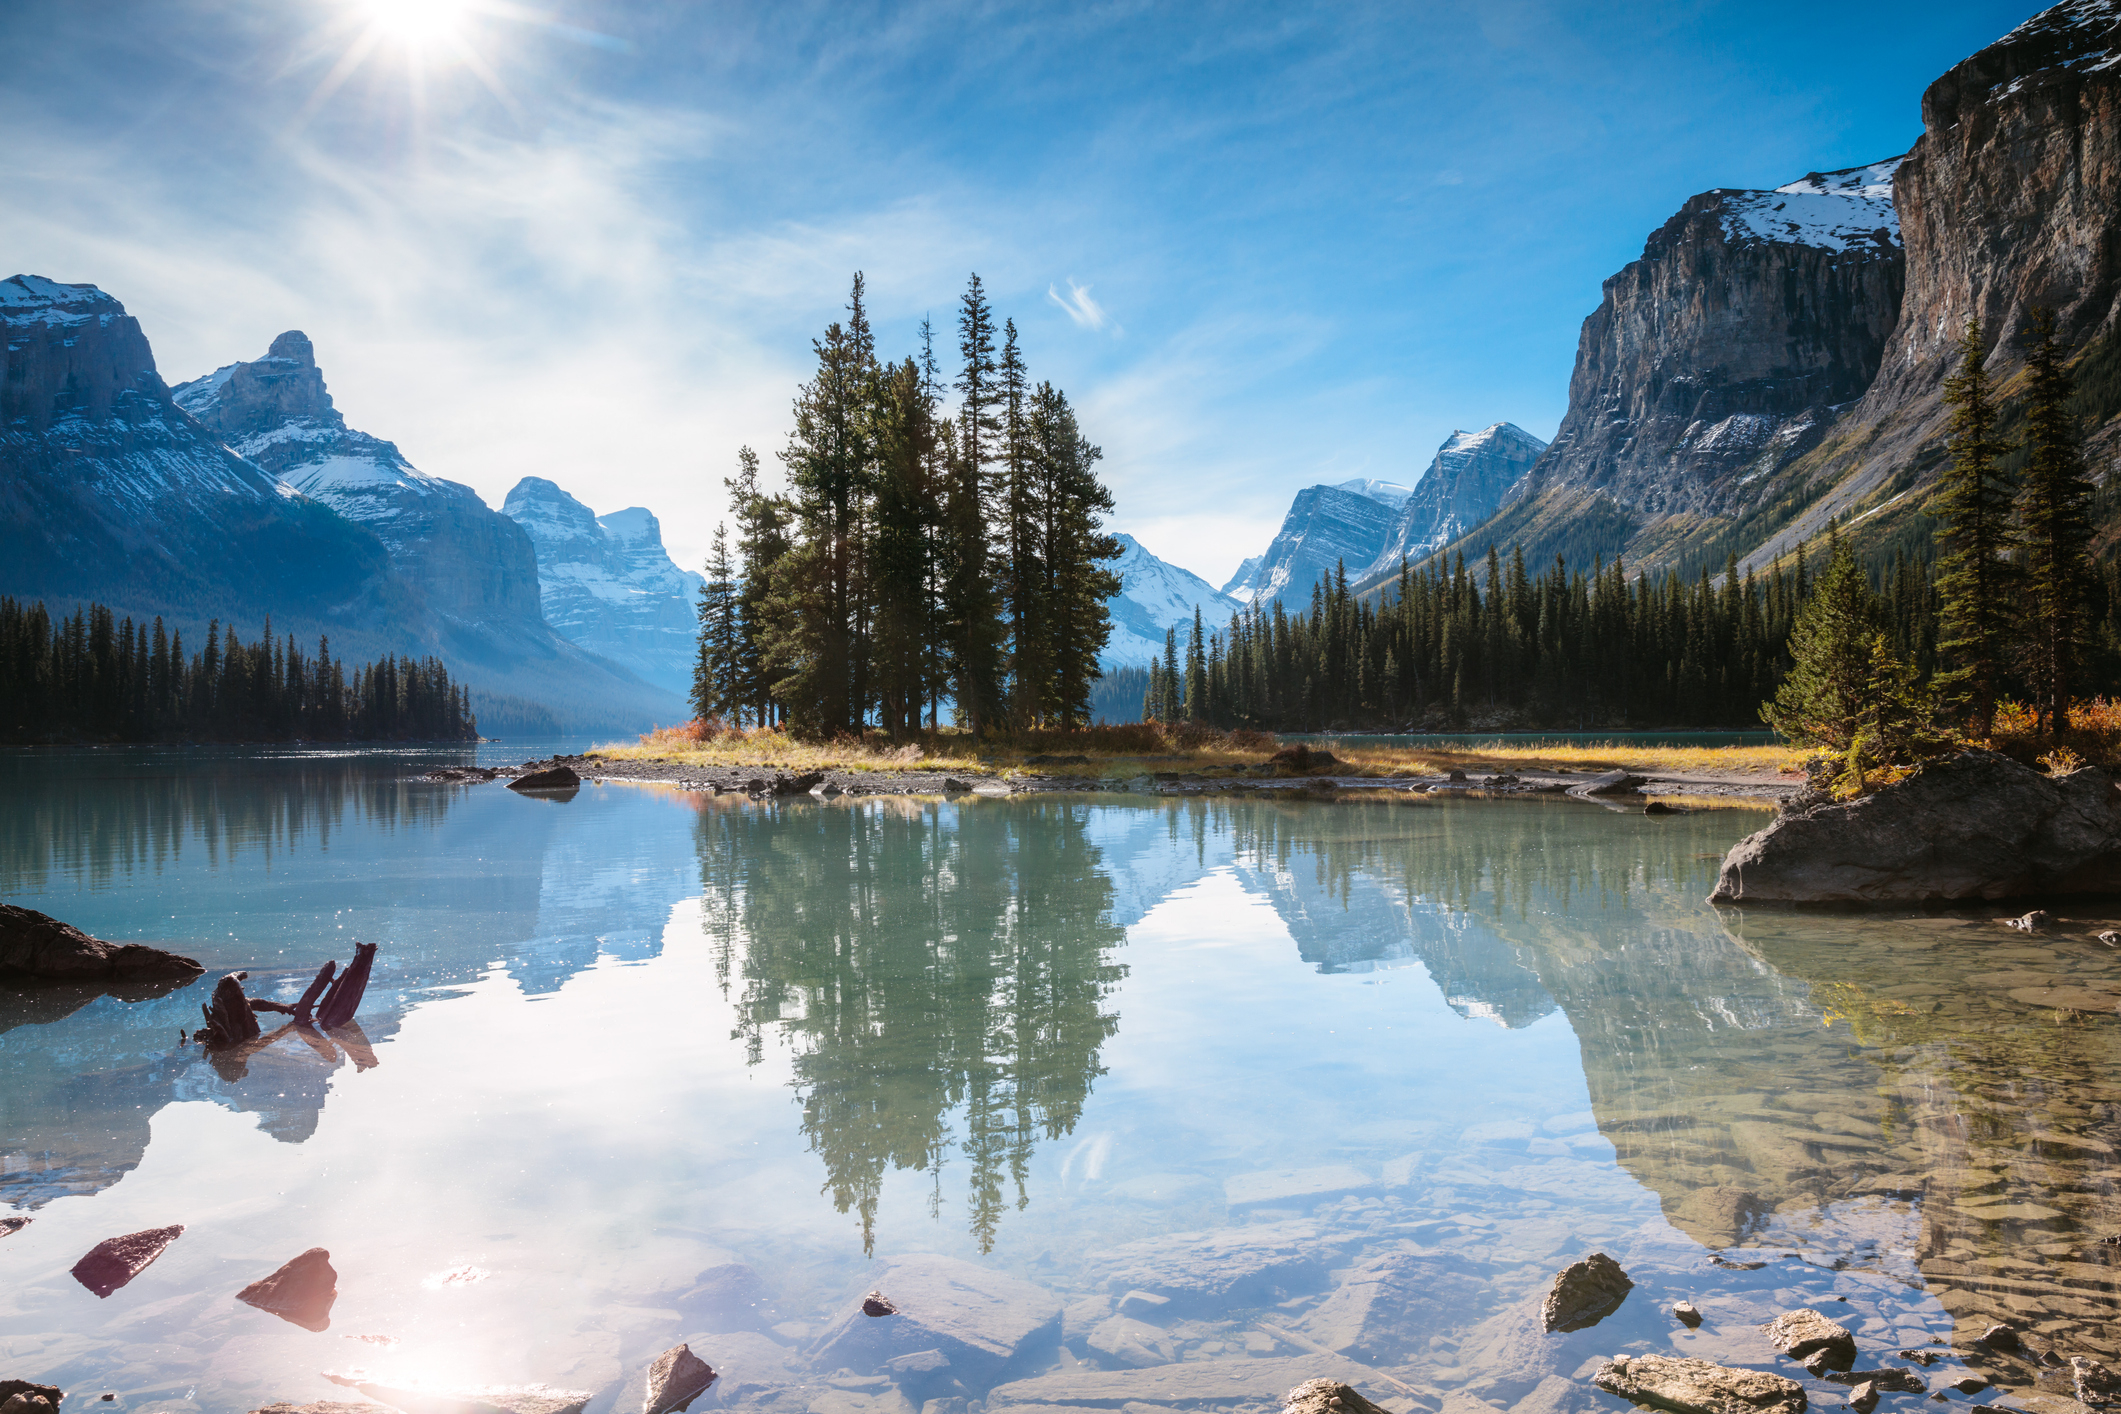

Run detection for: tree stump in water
[[314, 943, 375, 1029], [290, 960, 337, 1023], [200, 974, 261, 1047]]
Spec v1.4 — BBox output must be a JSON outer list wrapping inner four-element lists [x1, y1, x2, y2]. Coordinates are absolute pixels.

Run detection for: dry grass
[[1334, 740, 1804, 778], [1983, 697, 2121, 769], [595, 719, 1801, 781], [591, 719, 1285, 777]]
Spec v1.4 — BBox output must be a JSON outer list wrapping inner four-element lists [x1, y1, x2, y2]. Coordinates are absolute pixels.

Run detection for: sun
[[357, 0, 473, 51]]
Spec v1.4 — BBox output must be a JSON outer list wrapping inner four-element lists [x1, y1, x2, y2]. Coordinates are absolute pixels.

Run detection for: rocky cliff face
[[499, 477, 704, 699], [0, 276, 391, 626], [1222, 484, 1400, 609], [1740, 0, 2121, 568], [174, 333, 545, 630], [1354, 423, 1548, 594], [1453, 161, 1907, 573]]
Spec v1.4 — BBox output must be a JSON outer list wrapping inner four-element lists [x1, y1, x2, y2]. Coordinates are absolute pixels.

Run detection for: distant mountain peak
[[1102, 534, 1241, 667], [1333, 477, 1413, 507]]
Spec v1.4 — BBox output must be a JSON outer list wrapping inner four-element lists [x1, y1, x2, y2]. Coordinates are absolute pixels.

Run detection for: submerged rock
[[1093, 1220, 1340, 1313], [1567, 770, 1646, 798], [1760, 1308, 1855, 1369], [2005, 910, 2053, 931], [1280, 1378, 1393, 1414], [251, 1405, 386, 1414], [1822, 1368, 1921, 1393], [0, 904, 203, 981], [323, 1375, 592, 1414], [1592, 1354, 1806, 1414], [71, 1224, 184, 1298], [1711, 750, 2121, 904], [237, 1247, 338, 1331], [1299, 1251, 1489, 1363], [1540, 1251, 1633, 1332], [810, 1253, 1059, 1387], [641, 1343, 716, 1414]]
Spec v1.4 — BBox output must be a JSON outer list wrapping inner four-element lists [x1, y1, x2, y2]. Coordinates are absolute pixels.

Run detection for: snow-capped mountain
[[165, 328, 686, 731], [1355, 423, 1548, 587], [1332, 477, 1413, 507], [174, 332, 546, 629], [1101, 533, 1243, 668], [0, 276, 393, 634], [501, 478, 704, 699], [1220, 484, 1400, 609]]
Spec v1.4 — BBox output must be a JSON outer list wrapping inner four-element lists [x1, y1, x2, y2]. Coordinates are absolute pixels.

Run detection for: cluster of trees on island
[[0, 597, 479, 744], [688, 274, 1125, 738], [1141, 311, 2116, 755]]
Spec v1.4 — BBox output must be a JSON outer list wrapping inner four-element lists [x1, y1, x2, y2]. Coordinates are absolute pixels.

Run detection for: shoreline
[[469, 753, 1798, 805]]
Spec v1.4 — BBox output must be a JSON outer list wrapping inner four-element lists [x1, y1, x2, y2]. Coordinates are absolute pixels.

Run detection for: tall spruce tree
[[1035, 383, 1120, 728], [726, 445, 792, 727], [1933, 316, 2017, 738], [2017, 307, 2095, 733], [693, 523, 742, 723], [945, 274, 1004, 735], [871, 356, 940, 738], [998, 319, 1047, 730]]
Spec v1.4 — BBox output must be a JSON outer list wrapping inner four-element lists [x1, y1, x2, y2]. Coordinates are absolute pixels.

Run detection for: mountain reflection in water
[[4, 757, 2120, 1413]]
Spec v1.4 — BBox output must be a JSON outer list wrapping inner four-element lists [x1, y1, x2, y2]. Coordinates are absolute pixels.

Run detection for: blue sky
[[3, 0, 2030, 585]]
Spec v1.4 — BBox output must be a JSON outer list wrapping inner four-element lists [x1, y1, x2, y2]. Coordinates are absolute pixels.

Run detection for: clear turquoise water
[[1, 749, 2114, 1414], [1290, 731, 1779, 751]]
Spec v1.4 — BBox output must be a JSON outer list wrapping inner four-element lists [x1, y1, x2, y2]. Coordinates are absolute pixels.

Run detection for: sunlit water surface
[[2, 748, 2117, 1414]]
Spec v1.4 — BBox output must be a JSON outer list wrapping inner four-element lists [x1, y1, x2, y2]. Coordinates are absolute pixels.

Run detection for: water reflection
[[698, 796, 1127, 1253]]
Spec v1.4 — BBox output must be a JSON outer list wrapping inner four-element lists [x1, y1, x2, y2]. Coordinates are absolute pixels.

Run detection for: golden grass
[[594, 720, 1802, 781], [1333, 740, 1804, 778]]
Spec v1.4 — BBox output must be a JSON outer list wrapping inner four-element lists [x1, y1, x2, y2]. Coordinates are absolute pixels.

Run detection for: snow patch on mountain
[[1102, 533, 1242, 668], [1222, 484, 1398, 609], [1721, 158, 1903, 252], [1334, 477, 1413, 507]]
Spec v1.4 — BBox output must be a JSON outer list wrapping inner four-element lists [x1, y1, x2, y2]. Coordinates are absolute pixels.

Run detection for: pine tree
[[693, 523, 742, 723], [998, 319, 1047, 730], [726, 445, 793, 727], [944, 274, 1004, 735], [1035, 383, 1120, 728], [2017, 307, 2095, 733], [871, 356, 941, 738], [1933, 316, 2017, 738]]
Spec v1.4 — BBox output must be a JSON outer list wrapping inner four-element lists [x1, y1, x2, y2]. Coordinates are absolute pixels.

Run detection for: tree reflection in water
[[696, 796, 1126, 1253]]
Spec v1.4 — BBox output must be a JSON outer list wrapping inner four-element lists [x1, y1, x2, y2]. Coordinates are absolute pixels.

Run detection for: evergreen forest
[[0, 597, 479, 744], [691, 274, 1124, 738]]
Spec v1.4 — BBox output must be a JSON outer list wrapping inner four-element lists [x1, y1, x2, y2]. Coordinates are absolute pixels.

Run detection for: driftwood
[[198, 946, 376, 1050], [314, 943, 375, 1029], [290, 960, 337, 1023], [200, 973, 262, 1047]]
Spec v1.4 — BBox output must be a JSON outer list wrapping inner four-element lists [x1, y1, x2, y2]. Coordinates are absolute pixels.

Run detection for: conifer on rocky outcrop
[[1934, 316, 2018, 739]]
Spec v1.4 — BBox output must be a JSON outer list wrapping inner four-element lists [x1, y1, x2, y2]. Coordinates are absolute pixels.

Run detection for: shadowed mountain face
[[1354, 424, 1549, 596], [0, 277, 397, 636], [1222, 484, 1400, 609]]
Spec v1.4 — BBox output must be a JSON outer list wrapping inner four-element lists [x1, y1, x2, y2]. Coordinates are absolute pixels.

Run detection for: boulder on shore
[[1592, 1354, 1805, 1414], [508, 765, 582, 792], [1711, 749, 2121, 904], [0, 904, 203, 982], [1566, 770, 1645, 798]]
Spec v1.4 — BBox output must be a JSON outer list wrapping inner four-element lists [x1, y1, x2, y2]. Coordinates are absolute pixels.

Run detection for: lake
[[2, 748, 2116, 1414]]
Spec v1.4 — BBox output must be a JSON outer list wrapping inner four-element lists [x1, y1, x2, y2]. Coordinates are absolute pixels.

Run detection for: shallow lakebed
[[2, 748, 2118, 1413]]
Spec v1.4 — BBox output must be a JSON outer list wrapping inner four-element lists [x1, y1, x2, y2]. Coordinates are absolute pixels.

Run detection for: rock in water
[[1760, 1308, 1855, 1369], [1593, 1354, 1806, 1414], [810, 1253, 1059, 1385], [1847, 1380, 1878, 1414], [641, 1343, 715, 1414], [1280, 1378, 1392, 1414], [237, 1247, 338, 1331], [863, 1290, 898, 1317], [323, 1376, 592, 1414], [71, 1224, 184, 1298], [0, 904, 203, 981], [1712, 750, 2121, 904], [0, 1394, 58, 1414], [2075, 1355, 2121, 1407], [1977, 1323, 2020, 1351], [1540, 1252, 1633, 1332], [0, 1217, 29, 1240], [1673, 1301, 1703, 1328], [200, 972, 262, 1047], [509, 766, 582, 793], [0, 1385, 64, 1414], [251, 1405, 393, 1414]]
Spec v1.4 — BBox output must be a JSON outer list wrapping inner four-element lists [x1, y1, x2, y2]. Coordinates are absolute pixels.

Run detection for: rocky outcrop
[[1353, 423, 1548, 595], [500, 478, 703, 699], [1446, 159, 1905, 573], [0, 276, 391, 627], [0, 904, 202, 981], [1222, 485, 1400, 609], [175, 334, 547, 633], [1710, 750, 2121, 904], [1743, 1, 2121, 569], [1593, 1354, 1807, 1414]]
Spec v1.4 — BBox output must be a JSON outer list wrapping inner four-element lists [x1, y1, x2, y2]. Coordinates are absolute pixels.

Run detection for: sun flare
[[358, 0, 472, 50]]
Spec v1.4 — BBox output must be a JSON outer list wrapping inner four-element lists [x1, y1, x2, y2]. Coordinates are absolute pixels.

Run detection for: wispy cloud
[[1048, 278, 1121, 336]]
